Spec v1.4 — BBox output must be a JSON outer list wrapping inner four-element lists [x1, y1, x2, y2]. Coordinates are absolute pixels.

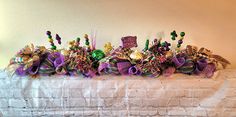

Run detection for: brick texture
[[0, 69, 236, 116]]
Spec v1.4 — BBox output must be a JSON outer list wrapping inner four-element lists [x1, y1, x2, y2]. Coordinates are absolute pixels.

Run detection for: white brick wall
[[0, 69, 236, 116]]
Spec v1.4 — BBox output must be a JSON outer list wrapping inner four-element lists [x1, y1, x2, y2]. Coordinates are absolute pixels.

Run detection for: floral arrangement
[[7, 30, 230, 78]]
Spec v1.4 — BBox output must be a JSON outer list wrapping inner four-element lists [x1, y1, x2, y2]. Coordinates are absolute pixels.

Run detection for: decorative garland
[[7, 31, 230, 78]]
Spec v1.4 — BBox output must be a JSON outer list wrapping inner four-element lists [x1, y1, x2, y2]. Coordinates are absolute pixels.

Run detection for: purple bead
[[166, 47, 170, 51], [57, 40, 61, 44], [161, 47, 165, 51], [178, 40, 183, 44], [56, 34, 61, 40], [55, 34, 62, 44], [46, 31, 51, 36], [167, 42, 171, 46]]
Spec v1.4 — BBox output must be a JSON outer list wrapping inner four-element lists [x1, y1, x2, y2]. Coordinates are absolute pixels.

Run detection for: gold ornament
[[61, 49, 70, 56], [130, 50, 143, 60], [165, 51, 173, 58], [104, 42, 113, 54]]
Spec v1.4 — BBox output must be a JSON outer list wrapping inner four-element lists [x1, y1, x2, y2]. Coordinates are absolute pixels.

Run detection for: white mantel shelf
[[0, 69, 236, 117]]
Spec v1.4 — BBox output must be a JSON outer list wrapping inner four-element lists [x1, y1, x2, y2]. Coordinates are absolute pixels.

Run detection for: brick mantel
[[0, 69, 236, 116]]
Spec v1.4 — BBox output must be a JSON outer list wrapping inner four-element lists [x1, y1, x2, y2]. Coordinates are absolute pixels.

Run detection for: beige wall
[[0, 0, 235, 68]]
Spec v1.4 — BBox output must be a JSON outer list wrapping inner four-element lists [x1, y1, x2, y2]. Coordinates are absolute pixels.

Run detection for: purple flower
[[172, 56, 185, 68]]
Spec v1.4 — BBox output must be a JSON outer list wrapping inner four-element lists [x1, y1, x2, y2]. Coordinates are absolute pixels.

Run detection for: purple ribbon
[[128, 66, 141, 75], [172, 56, 185, 68], [16, 65, 27, 76], [68, 70, 79, 76], [194, 59, 208, 75], [47, 52, 59, 63], [55, 65, 67, 75], [27, 61, 40, 75], [47, 52, 65, 68], [163, 67, 176, 77], [197, 59, 208, 70], [98, 62, 110, 74], [202, 63, 216, 78], [84, 70, 96, 78], [117, 62, 132, 75], [54, 56, 65, 68]]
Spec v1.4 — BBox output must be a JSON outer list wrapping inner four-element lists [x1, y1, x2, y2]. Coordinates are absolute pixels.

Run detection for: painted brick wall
[[0, 69, 236, 117]]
